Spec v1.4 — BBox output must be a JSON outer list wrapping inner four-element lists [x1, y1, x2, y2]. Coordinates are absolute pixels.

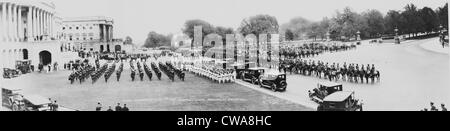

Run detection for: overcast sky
[[53, 0, 447, 45]]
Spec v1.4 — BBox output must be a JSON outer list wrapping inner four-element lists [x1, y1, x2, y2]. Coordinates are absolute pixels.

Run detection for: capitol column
[[7, 3, 13, 42], [11, 4, 16, 42], [38, 9, 42, 40], [103, 24, 107, 42], [18, 5, 22, 42], [27, 6, 33, 41], [1, 3, 6, 42], [13, 4, 18, 42]]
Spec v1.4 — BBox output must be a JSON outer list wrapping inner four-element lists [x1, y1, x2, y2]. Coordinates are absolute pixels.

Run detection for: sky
[[53, 0, 448, 45]]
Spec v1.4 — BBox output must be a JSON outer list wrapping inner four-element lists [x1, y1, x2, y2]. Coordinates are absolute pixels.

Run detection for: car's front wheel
[[271, 84, 277, 92]]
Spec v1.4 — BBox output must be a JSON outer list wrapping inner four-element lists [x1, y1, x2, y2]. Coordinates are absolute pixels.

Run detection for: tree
[[143, 31, 172, 48], [281, 16, 312, 40], [437, 3, 448, 29], [124, 36, 133, 45], [285, 29, 295, 41], [419, 7, 438, 33], [238, 14, 279, 36], [330, 7, 367, 40], [402, 4, 424, 36], [362, 9, 385, 38], [182, 19, 215, 45], [384, 10, 404, 34]]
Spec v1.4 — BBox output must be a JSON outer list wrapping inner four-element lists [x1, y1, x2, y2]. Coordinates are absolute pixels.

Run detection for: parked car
[[317, 91, 363, 111], [259, 72, 287, 92]]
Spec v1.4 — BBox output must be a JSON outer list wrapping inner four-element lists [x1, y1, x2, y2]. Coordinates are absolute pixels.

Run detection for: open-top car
[[309, 82, 343, 103], [317, 91, 363, 111], [241, 67, 266, 85], [259, 72, 287, 92], [3, 68, 21, 79], [16, 60, 32, 74]]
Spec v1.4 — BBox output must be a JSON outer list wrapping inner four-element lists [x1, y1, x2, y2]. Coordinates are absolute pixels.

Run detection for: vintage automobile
[[3, 68, 21, 79], [317, 91, 363, 111], [16, 60, 32, 74], [241, 67, 266, 85], [308, 82, 343, 103], [20, 94, 78, 111], [2, 87, 24, 111], [259, 72, 287, 92]]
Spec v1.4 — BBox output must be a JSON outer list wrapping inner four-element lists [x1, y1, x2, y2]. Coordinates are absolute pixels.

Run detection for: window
[[69, 27, 72, 30], [62, 27, 65, 30], [76, 27, 79, 30]]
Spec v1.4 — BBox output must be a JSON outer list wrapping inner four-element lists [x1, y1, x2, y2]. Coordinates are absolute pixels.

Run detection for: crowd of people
[[96, 102, 129, 111], [280, 59, 380, 84], [422, 102, 447, 111]]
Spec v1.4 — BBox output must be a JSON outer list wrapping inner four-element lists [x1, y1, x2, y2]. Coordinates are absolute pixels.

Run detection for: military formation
[[187, 64, 236, 83], [281, 42, 356, 59], [281, 59, 380, 84], [91, 64, 108, 84], [68, 63, 95, 84], [143, 63, 153, 81], [151, 62, 162, 80], [104, 63, 116, 83]]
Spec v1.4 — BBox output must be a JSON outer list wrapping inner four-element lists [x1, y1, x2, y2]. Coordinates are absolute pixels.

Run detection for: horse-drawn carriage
[[317, 91, 363, 111], [309, 82, 343, 103], [259, 72, 287, 92]]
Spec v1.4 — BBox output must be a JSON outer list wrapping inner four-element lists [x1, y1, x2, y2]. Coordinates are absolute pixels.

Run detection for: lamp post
[[326, 32, 331, 41], [356, 31, 361, 45], [395, 27, 400, 44]]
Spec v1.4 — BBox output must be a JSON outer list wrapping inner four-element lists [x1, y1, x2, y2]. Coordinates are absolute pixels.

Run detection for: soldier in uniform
[[441, 104, 447, 111], [139, 70, 144, 81], [116, 71, 121, 81]]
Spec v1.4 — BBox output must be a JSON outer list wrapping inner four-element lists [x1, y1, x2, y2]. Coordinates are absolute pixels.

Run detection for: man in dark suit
[[122, 104, 129, 111], [115, 103, 122, 111]]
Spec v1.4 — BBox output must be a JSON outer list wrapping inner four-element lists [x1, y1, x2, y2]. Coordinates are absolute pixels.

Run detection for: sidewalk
[[419, 38, 449, 55]]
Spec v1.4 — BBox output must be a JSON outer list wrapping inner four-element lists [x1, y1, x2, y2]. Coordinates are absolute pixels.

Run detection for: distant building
[[61, 16, 123, 53]]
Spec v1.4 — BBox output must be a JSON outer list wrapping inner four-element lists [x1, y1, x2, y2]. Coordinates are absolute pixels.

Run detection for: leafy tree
[[143, 31, 172, 48], [124, 36, 133, 45]]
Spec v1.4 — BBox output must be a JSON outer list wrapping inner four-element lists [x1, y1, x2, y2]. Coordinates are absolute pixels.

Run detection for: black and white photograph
[[0, 0, 448, 114]]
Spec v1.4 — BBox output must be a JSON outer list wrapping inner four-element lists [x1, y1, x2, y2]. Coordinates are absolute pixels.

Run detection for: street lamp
[[394, 27, 400, 44]]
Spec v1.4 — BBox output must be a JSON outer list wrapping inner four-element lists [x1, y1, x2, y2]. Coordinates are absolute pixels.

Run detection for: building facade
[[0, 0, 66, 72], [61, 16, 123, 53]]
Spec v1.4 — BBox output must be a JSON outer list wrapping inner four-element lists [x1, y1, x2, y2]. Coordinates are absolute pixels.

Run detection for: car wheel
[[271, 84, 277, 92]]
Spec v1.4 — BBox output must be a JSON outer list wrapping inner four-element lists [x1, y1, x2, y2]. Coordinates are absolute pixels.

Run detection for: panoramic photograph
[[0, 0, 448, 112]]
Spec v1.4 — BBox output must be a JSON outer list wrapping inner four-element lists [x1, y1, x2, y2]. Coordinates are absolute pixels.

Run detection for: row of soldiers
[[281, 42, 356, 59], [159, 62, 176, 81], [68, 64, 95, 84], [165, 62, 185, 81], [91, 64, 108, 84], [151, 62, 162, 80], [281, 59, 380, 83], [104, 63, 116, 83], [187, 64, 236, 83], [143, 63, 153, 81], [116, 63, 123, 81]]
